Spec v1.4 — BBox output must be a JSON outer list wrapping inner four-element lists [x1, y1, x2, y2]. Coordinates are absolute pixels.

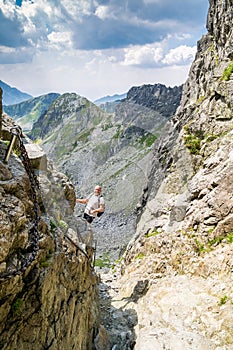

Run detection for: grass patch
[[208, 236, 224, 247], [40, 251, 53, 268], [194, 239, 206, 254], [113, 125, 123, 139], [102, 122, 113, 131], [219, 295, 228, 306], [145, 229, 160, 238], [183, 125, 205, 155], [193, 231, 233, 255], [196, 95, 205, 105], [50, 219, 57, 236], [221, 61, 233, 81], [58, 220, 68, 230], [227, 231, 233, 243], [184, 134, 201, 154], [76, 128, 94, 142], [94, 253, 112, 269], [134, 252, 145, 260], [34, 138, 42, 145], [11, 298, 24, 316], [205, 133, 218, 142], [139, 133, 157, 147]]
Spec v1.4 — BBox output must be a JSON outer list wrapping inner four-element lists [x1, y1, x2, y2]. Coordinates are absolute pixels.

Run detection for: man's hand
[[89, 209, 97, 214]]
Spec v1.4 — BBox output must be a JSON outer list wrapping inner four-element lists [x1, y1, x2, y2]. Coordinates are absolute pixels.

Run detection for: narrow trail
[[97, 269, 137, 350], [96, 264, 233, 350]]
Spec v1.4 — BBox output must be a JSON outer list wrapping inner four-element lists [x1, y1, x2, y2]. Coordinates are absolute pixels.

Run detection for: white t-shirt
[[84, 193, 105, 217]]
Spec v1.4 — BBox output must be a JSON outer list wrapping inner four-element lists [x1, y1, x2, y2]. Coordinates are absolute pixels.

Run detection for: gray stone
[[24, 143, 47, 171]]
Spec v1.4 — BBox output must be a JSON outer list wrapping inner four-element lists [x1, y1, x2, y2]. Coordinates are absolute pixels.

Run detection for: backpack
[[97, 195, 105, 217]]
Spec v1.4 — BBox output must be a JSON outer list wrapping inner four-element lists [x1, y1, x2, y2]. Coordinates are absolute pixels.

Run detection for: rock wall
[[109, 0, 233, 348], [0, 116, 99, 349], [135, 0, 233, 239]]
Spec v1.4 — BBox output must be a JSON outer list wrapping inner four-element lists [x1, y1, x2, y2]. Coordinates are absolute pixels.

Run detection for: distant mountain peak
[[0, 80, 33, 105], [94, 93, 127, 105]]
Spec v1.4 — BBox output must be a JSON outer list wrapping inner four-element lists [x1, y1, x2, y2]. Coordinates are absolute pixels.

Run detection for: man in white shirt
[[76, 185, 105, 224]]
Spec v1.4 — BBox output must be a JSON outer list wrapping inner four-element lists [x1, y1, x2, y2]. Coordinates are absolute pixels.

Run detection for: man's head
[[94, 185, 102, 195]]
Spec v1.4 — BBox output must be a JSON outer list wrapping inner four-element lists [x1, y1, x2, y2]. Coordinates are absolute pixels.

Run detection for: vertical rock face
[[135, 0, 233, 237], [0, 117, 99, 349], [116, 1, 233, 348]]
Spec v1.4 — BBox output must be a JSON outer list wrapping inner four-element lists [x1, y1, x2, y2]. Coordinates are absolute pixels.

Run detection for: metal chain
[[0, 127, 40, 279]]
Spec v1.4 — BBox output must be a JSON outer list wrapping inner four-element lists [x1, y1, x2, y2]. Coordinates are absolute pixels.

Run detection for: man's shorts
[[84, 213, 94, 223]]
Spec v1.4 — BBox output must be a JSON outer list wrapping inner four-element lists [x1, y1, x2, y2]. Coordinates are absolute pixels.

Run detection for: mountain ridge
[[3, 92, 60, 131], [0, 80, 33, 105], [94, 93, 126, 105]]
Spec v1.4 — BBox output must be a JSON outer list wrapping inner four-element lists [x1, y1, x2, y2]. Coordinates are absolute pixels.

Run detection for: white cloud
[[0, 45, 15, 54], [121, 41, 197, 68], [95, 5, 113, 20], [47, 31, 72, 49], [61, 0, 93, 17], [0, 45, 190, 101], [122, 44, 163, 66], [162, 45, 197, 65], [0, 0, 16, 18], [0, 0, 208, 100]]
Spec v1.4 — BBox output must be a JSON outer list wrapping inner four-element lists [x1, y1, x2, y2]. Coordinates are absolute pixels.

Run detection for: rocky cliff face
[[124, 83, 182, 118], [101, 0, 233, 349], [136, 0, 233, 238], [0, 116, 99, 349]]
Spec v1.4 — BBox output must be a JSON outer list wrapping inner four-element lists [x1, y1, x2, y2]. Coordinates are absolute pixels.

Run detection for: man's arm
[[90, 203, 105, 215], [76, 198, 88, 205]]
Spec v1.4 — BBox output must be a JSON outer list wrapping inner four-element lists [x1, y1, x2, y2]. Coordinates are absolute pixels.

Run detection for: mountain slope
[[0, 80, 32, 105], [29, 85, 182, 259], [3, 93, 60, 131]]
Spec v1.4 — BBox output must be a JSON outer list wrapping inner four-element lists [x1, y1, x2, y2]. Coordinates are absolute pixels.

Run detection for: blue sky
[[0, 0, 209, 101]]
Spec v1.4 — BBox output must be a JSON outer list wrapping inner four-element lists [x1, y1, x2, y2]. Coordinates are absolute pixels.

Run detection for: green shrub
[[196, 95, 205, 105], [221, 61, 233, 81], [134, 252, 145, 260], [183, 134, 201, 154], [139, 133, 157, 147], [227, 231, 233, 243], [145, 229, 160, 238], [94, 253, 112, 268], [194, 238, 206, 254], [58, 220, 68, 230], [40, 251, 53, 268], [183, 126, 205, 155], [219, 295, 228, 305], [11, 298, 24, 316]]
